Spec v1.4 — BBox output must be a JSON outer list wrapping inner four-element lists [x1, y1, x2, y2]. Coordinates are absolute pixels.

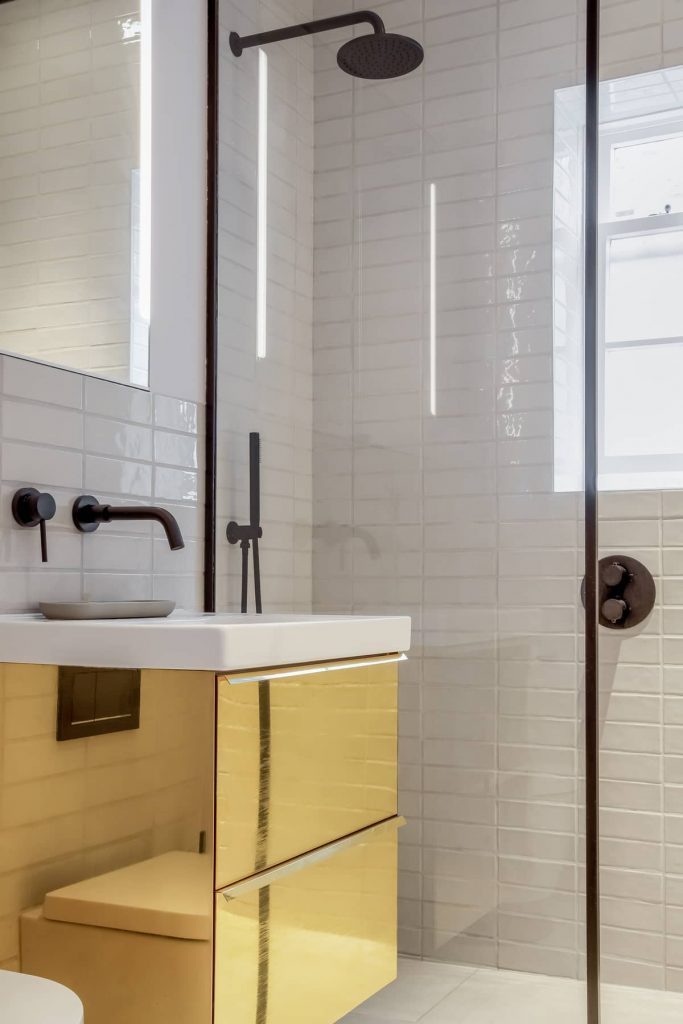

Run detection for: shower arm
[[230, 11, 385, 56]]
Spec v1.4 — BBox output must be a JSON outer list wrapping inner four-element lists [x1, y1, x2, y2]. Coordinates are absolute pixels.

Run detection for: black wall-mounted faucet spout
[[72, 496, 185, 550]]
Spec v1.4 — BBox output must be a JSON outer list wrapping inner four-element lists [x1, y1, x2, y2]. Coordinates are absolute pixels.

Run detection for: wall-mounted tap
[[72, 496, 185, 550], [12, 488, 56, 563]]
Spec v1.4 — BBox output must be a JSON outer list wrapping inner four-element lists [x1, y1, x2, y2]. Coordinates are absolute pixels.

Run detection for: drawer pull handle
[[220, 652, 406, 686], [218, 816, 405, 900]]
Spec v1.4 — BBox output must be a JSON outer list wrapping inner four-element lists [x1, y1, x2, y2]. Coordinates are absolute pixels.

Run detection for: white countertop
[[0, 612, 411, 672]]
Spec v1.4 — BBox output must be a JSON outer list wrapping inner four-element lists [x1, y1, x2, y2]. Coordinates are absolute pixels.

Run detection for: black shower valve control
[[12, 487, 57, 564], [581, 554, 656, 630]]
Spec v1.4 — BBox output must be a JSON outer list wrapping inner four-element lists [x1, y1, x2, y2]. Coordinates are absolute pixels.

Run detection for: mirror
[[0, 0, 151, 387]]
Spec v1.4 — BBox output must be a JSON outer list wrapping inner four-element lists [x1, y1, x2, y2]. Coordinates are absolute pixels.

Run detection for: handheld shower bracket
[[227, 522, 262, 545], [227, 432, 263, 614]]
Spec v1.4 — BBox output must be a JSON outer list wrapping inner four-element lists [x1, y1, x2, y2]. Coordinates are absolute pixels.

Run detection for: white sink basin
[[0, 612, 411, 672]]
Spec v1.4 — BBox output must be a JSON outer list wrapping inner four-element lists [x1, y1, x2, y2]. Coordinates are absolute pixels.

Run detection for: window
[[598, 114, 683, 489], [553, 69, 683, 491]]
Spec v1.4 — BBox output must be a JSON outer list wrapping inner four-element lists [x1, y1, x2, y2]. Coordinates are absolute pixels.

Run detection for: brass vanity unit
[[7, 653, 403, 1024], [214, 654, 402, 1024]]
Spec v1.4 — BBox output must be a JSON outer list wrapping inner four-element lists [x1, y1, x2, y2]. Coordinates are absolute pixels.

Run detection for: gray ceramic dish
[[39, 600, 176, 621]]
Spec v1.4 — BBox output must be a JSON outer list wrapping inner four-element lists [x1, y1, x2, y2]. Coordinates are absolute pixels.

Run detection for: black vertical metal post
[[208, 13, 220, 1019], [204, 0, 219, 613], [585, 0, 601, 1021]]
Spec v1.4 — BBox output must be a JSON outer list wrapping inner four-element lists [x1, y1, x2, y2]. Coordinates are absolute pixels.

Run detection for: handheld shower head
[[230, 10, 424, 80]]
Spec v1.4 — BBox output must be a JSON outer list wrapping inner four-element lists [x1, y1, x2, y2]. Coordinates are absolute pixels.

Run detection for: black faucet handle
[[12, 487, 57, 526], [12, 488, 57, 563]]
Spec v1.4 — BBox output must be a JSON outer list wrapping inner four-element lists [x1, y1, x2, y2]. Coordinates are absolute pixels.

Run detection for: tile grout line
[[415, 965, 482, 1022]]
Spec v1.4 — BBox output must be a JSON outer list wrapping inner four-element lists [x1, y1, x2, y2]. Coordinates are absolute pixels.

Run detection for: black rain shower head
[[230, 10, 424, 80], [336, 32, 423, 80]]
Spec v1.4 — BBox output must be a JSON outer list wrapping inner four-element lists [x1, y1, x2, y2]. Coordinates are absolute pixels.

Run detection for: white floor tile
[[341, 959, 683, 1024], [420, 968, 585, 1024], [602, 982, 683, 1023], [338, 958, 475, 1022]]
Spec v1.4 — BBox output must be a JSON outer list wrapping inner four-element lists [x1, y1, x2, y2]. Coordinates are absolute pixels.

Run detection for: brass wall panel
[[213, 818, 399, 1024], [215, 657, 398, 888], [2, 664, 216, 1018]]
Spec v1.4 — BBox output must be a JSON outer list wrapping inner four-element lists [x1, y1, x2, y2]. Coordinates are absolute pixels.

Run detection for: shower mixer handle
[[602, 597, 628, 625], [602, 561, 628, 588], [12, 487, 57, 563]]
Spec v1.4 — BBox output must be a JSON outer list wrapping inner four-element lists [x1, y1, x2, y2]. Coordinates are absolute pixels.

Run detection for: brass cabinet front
[[215, 656, 399, 888], [213, 818, 400, 1024]]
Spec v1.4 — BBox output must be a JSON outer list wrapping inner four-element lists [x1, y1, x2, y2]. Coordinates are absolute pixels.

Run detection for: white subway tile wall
[[309, 0, 683, 993], [216, 0, 314, 613], [590, 3, 683, 990], [0, 356, 204, 612], [0, 0, 143, 383]]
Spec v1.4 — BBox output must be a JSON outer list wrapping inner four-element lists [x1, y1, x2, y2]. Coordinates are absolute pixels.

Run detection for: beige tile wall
[[309, 0, 683, 993], [216, 0, 314, 614], [0, 664, 214, 972], [311, 0, 583, 972], [598, 492, 683, 991]]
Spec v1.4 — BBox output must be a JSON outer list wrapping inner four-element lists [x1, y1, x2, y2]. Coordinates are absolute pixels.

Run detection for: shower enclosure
[[210, 1, 683, 1020]]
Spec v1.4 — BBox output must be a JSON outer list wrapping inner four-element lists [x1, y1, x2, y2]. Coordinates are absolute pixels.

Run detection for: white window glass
[[604, 342, 683, 456], [605, 230, 683, 343], [611, 133, 683, 218], [554, 71, 683, 492]]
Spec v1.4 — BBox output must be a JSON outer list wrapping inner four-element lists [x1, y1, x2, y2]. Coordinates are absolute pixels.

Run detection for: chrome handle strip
[[219, 652, 407, 686], [218, 816, 405, 900]]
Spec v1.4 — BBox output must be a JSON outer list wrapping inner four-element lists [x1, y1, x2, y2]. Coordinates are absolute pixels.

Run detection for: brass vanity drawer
[[215, 654, 399, 888], [213, 816, 401, 1024]]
